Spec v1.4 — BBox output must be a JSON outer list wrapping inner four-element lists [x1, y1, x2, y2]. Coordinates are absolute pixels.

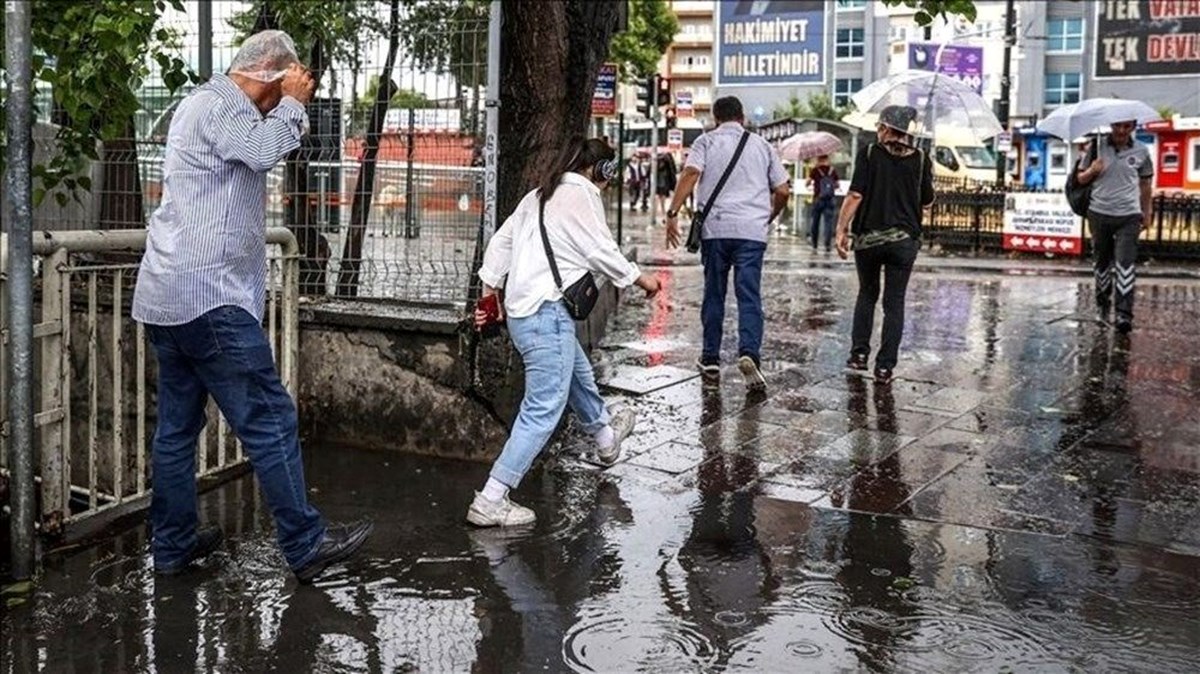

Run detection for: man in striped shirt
[[132, 30, 372, 583]]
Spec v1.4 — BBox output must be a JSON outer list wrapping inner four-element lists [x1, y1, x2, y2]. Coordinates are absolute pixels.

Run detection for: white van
[[929, 129, 999, 184]]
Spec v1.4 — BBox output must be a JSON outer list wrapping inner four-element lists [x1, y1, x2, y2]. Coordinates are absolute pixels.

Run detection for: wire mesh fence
[[16, 1, 490, 306]]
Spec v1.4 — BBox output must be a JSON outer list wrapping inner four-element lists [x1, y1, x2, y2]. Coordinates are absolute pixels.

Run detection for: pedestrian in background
[[471, 137, 662, 527], [655, 152, 678, 221], [625, 158, 643, 211], [808, 154, 839, 253], [133, 30, 372, 583], [834, 105, 933, 385], [1076, 119, 1154, 334], [665, 96, 791, 391]]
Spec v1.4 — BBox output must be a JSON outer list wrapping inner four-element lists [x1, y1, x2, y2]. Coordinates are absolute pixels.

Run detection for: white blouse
[[479, 172, 640, 319]]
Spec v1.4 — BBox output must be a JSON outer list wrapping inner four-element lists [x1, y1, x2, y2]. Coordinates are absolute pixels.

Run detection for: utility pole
[[5, 0, 35, 580], [997, 0, 1016, 186], [198, 0, 213, 81], [649, 74, 659, 223]]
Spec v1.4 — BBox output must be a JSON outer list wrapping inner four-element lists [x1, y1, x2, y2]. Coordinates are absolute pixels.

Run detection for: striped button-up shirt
[[132, 74, 307, 326]]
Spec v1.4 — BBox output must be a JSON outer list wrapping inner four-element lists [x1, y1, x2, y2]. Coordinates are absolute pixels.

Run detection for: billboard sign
[[907, 42, 984, 94], [676, 91, 694, 118], [1095, 1, 1200, 78], [591, 63, 618, 116], [668, 129, 684, 150], [716, 0, 827, 86], [1002, 192, 1084, 256]]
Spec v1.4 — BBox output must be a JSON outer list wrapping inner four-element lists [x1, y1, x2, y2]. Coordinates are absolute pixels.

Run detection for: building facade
[[623, 1, 1199, 131]]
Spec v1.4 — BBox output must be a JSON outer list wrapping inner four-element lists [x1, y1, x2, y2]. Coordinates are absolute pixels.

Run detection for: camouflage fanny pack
[[852, 227, 912, 251]]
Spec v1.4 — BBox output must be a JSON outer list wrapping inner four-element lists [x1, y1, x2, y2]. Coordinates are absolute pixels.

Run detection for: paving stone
[[599, 364, 699, 395]]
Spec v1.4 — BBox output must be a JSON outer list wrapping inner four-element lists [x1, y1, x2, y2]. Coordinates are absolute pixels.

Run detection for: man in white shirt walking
[[665, 96, 790, 391], [133, 30, 371, 582]]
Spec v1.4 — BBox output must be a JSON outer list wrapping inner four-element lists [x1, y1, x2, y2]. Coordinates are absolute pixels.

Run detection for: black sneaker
[[293, 521, 374, 584], [846, 353, 869, 371], [1115, 317, 1133, 334], [154, 525, 224, 575], [737, 355, 767, 391], [697, 359, 721, 391], [873, 368, 895, 386]]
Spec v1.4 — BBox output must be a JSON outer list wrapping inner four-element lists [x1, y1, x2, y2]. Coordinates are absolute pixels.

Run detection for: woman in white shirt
[[469, 137, 661, 528]]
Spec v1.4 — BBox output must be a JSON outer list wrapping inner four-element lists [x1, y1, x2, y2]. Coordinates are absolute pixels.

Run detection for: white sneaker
[[738, 355, 767, 391], [466, 492, 536, 528], [597, 408, 637, 465]]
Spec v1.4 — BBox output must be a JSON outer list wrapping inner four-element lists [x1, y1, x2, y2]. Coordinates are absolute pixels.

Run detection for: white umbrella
[[1036, 98, 1160, 140], [850, 70, 1003, 141]]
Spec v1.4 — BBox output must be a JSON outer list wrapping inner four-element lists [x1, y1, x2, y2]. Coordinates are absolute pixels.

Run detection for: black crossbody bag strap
[[699, 130, 751, 221], [538, 199, 565, 290]]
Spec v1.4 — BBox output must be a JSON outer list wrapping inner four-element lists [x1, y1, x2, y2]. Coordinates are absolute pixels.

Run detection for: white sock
[[594, 425, 615, 450], [481, 477, 509, 502]]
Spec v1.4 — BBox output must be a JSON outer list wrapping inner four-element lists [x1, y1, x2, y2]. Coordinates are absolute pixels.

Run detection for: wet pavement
[[6, 235, 1200, 672]]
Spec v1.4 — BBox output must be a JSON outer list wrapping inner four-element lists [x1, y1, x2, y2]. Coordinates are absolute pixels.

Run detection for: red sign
[[591, 63, 617, 117], [1002, 234, 1081, 254]]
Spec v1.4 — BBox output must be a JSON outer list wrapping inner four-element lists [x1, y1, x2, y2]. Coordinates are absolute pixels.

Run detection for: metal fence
[[0, 228, 299, 539], [19, 1, 490, 306], [926, 177, 1200, 259]]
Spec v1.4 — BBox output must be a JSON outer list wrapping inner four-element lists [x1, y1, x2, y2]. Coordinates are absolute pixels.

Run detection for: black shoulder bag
[[686, 130, 751, 253], [1065, 135, 1100, 217], [538, 200, 599, 321]]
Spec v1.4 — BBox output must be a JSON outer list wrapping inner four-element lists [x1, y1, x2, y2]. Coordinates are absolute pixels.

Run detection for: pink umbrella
[[778, 131, 843, 162]]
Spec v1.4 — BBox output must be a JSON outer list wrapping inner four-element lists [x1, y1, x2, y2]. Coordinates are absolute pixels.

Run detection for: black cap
[[879, 105, 918, 134]]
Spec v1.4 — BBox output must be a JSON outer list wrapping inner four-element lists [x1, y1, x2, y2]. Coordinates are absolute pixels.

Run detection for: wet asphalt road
[[5, 239, 1200, 673]]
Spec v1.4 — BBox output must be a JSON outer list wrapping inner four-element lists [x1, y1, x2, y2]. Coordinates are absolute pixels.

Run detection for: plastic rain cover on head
[[229, 30, 299, 83]]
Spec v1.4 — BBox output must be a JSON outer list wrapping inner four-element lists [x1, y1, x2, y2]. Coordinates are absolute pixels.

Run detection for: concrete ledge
[[296, 251, 633, 461]]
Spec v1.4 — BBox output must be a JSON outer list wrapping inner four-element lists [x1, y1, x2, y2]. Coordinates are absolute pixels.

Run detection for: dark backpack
[[816, 168, 837, 199], [1065, 136, 1100, 217]]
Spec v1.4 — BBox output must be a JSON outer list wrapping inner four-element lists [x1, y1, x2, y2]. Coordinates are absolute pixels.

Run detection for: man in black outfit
[[834, 105, 934, 385]]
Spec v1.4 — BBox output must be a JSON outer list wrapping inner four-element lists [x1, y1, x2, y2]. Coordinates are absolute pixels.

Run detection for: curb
[[637, 252, 1200, 280]]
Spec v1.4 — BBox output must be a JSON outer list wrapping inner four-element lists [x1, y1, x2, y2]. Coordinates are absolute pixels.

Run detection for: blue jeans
[[490, 301, 609, 488], [700, 238, 766, 365], [146, 306, 324, 571], [810, 198, 835, 250]]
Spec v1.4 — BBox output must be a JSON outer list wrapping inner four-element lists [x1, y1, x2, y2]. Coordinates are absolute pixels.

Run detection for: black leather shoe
[[293, 521, 374, 584], [155, 525, 224, 575]]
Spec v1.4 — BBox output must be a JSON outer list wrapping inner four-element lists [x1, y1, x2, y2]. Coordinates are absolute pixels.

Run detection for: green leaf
[[54, 191, 69, 208], [32, 187, 47, 207]]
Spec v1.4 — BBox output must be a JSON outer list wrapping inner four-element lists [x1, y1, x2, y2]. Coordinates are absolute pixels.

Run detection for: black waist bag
[[539, 200, 599, 320]]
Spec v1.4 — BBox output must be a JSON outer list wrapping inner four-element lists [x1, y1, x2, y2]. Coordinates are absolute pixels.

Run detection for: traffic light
[[656, 75, 671, 107], [635, 75, 653, 117], [664, 106, 677, 129]]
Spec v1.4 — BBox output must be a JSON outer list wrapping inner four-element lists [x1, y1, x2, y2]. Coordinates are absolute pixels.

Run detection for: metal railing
[[0, 228, 299, 538], [926, 180, 1200, 259]]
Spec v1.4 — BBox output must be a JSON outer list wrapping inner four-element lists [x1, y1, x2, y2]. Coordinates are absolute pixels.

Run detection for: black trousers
[[1087, 211, 1141, 321], [851, 237, 920, 370]]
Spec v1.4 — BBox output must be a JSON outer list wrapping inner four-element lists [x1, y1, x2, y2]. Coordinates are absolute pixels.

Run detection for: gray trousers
[[1087, 211, 1141, 321]]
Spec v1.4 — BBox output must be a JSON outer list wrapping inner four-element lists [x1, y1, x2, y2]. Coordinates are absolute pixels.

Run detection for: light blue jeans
[[490, 301, 609, 488]]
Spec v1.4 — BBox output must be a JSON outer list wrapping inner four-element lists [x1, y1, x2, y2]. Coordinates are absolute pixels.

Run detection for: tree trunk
[[497, 0, 621, 221], [98, 115, 145, 229], [336, 0, 401, 297]]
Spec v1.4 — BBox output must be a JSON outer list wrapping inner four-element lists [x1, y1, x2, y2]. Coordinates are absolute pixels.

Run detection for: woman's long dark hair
[[537, 136, 616, 205]]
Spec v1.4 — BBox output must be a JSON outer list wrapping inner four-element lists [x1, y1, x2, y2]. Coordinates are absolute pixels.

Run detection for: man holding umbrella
[[1076, 119, 1154, 334]]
